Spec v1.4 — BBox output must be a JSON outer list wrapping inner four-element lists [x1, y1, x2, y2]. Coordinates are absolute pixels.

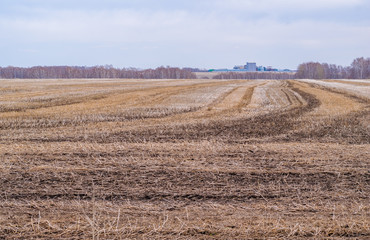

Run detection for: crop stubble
[[0, 78, 369, 239]]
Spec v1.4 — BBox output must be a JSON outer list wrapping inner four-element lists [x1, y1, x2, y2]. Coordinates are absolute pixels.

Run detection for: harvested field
[[299, 79, 370, 100], [0, 78, 369, 239]]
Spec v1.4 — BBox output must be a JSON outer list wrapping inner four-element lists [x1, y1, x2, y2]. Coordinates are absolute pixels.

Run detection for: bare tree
[[0, 66, 196, 79]]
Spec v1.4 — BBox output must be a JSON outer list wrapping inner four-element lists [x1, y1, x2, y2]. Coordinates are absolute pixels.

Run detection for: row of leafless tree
[[0, 66, 196, 79], [217, 57, 370, 80], [296, 57, 370, 79], [1, 57, 369, 79]]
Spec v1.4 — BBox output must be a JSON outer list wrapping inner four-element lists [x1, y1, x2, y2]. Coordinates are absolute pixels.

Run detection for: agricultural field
[[0, 78, 369, 239]]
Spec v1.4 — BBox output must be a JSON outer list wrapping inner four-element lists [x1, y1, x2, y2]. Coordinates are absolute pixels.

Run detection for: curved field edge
[[0, 78, 369, 239]]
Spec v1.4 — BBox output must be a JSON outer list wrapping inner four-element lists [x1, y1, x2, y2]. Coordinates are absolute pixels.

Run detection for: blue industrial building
[[212, 61, 294, 73], [233, 62, 257, 71], [245, 62, 257, 72]]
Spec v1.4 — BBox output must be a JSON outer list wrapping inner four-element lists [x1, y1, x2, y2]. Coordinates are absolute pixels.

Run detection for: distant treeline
[[296, 57, 370, 79], [213, 72, 295, 80], [214, 57, 370, 80], [1, 57, 369, 80], [0, 66, 196, 79]]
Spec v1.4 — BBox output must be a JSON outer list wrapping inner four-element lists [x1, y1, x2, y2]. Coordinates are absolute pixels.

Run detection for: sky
[[1, 0, 370, 70]]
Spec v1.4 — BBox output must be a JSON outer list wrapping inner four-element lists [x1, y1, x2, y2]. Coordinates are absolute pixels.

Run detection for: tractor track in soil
[[0, 78, 369, 239]]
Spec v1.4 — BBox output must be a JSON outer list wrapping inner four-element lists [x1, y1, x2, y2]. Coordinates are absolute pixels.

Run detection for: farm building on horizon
[[233, 62, 257, 72], [245, 62, 257, 71], [209, 61, 294, 73]]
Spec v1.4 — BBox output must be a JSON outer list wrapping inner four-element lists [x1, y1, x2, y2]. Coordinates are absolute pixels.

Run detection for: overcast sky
[[1, 0, 370, 69]]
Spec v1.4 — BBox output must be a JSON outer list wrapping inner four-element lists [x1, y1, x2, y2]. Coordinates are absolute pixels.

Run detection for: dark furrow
[[1, 169, 368, 202]]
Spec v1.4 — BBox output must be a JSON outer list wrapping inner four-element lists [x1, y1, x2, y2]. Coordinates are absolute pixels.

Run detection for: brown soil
[[0, 79, 369, 239]]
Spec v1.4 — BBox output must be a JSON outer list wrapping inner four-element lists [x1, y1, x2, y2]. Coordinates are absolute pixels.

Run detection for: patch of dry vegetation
[[299, 79, 370, 100], [0, 78, 369, 239]]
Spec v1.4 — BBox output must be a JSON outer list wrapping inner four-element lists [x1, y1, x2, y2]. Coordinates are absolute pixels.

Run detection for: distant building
[[209, 61, 292, 73], [233, 65, 245, 70], [265, 66, 278, 72], [245, 62, 257, 72]]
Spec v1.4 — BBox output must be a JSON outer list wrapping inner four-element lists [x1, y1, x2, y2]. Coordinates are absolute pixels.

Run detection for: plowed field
[[0, 78, 369, 239]]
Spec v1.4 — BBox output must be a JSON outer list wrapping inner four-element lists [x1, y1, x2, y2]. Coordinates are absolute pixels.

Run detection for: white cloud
[[0, 9, 196, 42], [215, 0, 365, 11], [0, 0, 369, 68], [1, 6, 370, 49]]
